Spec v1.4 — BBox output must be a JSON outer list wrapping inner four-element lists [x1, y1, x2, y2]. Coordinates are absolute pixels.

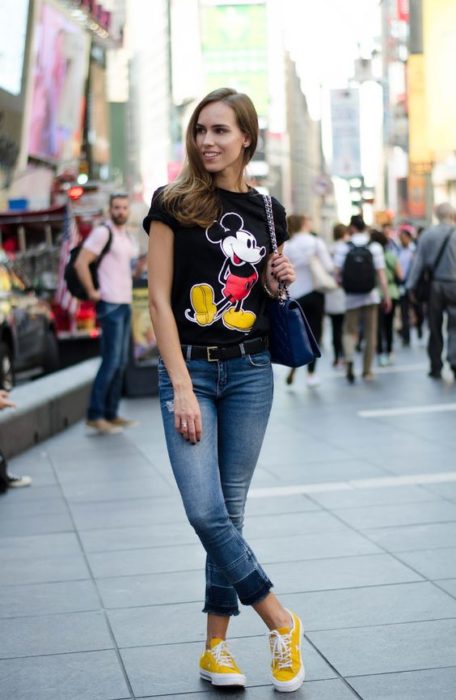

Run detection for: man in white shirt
[[334, 215, 391, 383], [75, 193, 137, 434]]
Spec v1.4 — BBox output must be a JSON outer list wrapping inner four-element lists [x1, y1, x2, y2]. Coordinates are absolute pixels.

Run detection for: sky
[[280, 0, 381, 118], [277, 0, 384, 194]]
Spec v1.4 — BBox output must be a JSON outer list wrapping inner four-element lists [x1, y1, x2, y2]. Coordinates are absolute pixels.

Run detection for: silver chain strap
[[262, 194, 288, 301], [263, 194, 278, 253]]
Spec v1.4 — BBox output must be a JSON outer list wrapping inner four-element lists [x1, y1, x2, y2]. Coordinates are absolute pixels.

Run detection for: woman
[[325, 223, 348, 367], [370, 229, 403, 365], [284, 214, 334, 386], [144, 88, 304, 693]]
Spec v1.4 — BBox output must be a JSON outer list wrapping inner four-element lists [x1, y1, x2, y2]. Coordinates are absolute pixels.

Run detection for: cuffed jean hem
[[202, 605, 240, 617], [237, 576, 273, 607], [202, 582, 272, 616]]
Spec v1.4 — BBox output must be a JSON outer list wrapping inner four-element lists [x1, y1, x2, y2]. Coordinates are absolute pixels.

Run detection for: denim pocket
[[96, 301, 121, 319], [246, 351, 271, 368]]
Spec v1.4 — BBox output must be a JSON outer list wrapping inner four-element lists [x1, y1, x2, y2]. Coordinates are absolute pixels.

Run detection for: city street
[[1, 336, 456, 699]]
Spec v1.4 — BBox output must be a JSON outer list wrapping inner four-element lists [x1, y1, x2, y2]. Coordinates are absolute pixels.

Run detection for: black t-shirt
[[143, 186, 288, 346]]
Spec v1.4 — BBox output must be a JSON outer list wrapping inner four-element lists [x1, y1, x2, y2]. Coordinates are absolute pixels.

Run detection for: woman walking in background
[[325, 223, 348, 367], [144, 87, 305, 693], [370, 229, 403, 366], [284, 214, 334, 386]]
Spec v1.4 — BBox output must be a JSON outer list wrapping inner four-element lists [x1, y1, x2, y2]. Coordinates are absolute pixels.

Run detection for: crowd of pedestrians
[[284, 203, 456, 386]]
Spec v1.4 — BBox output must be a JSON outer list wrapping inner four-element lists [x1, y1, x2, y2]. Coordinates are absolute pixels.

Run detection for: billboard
[[28, 2, 89, 162], [423, 0, 456, 154], [89, 61, 110, 166], [407, 54, 431, 165], [200, 2, 268, 119], [0, 0, 29, 96], [330, 89, 361, 179]]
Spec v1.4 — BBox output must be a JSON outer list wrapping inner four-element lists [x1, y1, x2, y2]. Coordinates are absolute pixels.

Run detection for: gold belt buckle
[[207, 346, 219, 361]]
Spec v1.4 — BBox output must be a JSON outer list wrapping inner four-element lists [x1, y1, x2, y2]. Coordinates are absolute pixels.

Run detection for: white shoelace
[[212, 641, 235, 668], [269, 629, 292, 670]]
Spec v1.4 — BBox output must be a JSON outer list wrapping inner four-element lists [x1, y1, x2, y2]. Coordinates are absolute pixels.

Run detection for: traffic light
[[67, 186, 84, 201]]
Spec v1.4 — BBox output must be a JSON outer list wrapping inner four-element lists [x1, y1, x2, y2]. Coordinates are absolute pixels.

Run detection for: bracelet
[[262, 280, 278, 299]]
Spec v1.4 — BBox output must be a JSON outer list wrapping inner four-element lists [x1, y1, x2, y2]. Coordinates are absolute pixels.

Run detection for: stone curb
[[0, 359, 99, 459]]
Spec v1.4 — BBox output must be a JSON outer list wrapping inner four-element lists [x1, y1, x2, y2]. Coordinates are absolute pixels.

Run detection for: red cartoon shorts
[[223, 272, 257, 302]]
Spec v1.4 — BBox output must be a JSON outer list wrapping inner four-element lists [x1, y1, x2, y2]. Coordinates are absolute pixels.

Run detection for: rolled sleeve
[[142, 186, 177, 235], [271, 197, 289, 246], [82, 225, 110, 256]]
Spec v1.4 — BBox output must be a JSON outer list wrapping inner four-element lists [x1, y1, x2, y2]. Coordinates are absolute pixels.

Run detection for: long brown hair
[[161, 88, 259, 227]]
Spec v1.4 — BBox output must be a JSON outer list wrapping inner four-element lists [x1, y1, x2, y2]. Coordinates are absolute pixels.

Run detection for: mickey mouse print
[[185, 212, 266, 332]]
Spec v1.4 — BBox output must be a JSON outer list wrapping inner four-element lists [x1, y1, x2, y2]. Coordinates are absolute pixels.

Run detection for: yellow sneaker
[[199, 638, 246, 687], [191, 284, 217, 325], [222, 307, 256, 331], [269, 610, 305, 692]]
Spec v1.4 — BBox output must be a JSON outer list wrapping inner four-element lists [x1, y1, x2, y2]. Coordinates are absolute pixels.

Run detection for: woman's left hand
[[264, 252, 296, 294]]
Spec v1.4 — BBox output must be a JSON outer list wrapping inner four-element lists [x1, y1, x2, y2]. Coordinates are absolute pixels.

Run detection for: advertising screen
[[201, 3, 268, 119], [0, 0, 29, 96], [89, 62, 110, 166], [330, 89, 362, 179], [28, 2, 89, 162]]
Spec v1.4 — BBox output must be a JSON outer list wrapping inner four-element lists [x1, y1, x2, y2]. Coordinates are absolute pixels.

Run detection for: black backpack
[[64, 224, 113, 300], [342, 242, 376, 294]]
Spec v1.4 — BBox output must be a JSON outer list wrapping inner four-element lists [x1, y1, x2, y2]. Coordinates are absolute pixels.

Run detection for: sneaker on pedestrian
[[7, 474, 31, 488], [269, 609, 305, 692], [306, 373, 320, 387], [285, 369, 296, 386], [199, 638, 246, 687], [346, 361, 355, 384], [108, 416, 138, 428], [86, 418, 123, 435], [362, 372, 375, 381], [378, 354, 388, 367]]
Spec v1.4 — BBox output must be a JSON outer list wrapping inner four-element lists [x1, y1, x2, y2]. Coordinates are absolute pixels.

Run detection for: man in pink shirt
[[75, 194, 136, 434]]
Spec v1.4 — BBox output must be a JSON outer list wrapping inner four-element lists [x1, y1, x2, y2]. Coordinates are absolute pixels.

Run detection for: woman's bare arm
[[148, 221, 201, 443]]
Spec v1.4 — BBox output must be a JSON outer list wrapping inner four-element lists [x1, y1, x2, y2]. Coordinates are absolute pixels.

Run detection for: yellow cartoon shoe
[[269, 609, 305, 692], [191, 284, 217, 325], [223, 308, 256, 331], [199, 638, 246, 687]]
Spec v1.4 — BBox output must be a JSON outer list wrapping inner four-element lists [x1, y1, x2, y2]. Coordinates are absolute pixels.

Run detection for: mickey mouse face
[[222, 229, 265, 265], [206, 212, 266, 265]]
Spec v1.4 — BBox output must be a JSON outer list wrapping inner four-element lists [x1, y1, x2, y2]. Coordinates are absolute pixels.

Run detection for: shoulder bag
[[412, 227, 455, 303], [309, 251, 338, 292], [263, 195, 321, 367]]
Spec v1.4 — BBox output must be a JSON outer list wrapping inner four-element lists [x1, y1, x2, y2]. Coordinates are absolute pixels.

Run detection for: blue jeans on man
[[87, 302, 131, 420], [158, 350, 274, 615]]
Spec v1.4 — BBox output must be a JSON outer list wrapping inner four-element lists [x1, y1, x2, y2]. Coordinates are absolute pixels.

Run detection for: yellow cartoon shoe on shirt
[[223, 307, 256, 331], [269, 609, 305, 692], [190, 284, 217, 325], [199, 638, 246, 687]]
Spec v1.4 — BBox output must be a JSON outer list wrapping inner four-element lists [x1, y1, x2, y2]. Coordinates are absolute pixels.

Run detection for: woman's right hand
[[173, 386, 202, 444]]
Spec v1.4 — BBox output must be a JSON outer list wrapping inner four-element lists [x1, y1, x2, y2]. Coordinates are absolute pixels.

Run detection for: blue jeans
[[158, 350, 274, 616], [87, 302, 131, 421]]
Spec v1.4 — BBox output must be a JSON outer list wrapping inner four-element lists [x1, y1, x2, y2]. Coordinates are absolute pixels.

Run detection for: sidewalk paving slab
[[1, 342, 456, 698]]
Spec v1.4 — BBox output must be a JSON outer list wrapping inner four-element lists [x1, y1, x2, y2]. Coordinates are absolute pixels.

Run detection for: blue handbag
[[263, 195, 321, 367]]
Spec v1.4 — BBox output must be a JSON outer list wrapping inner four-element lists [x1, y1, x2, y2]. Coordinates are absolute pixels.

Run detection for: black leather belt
[[181, 336, 268, 362]]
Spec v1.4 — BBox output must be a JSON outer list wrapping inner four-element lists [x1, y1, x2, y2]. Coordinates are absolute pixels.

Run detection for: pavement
[[1, 332, 456, 700]]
